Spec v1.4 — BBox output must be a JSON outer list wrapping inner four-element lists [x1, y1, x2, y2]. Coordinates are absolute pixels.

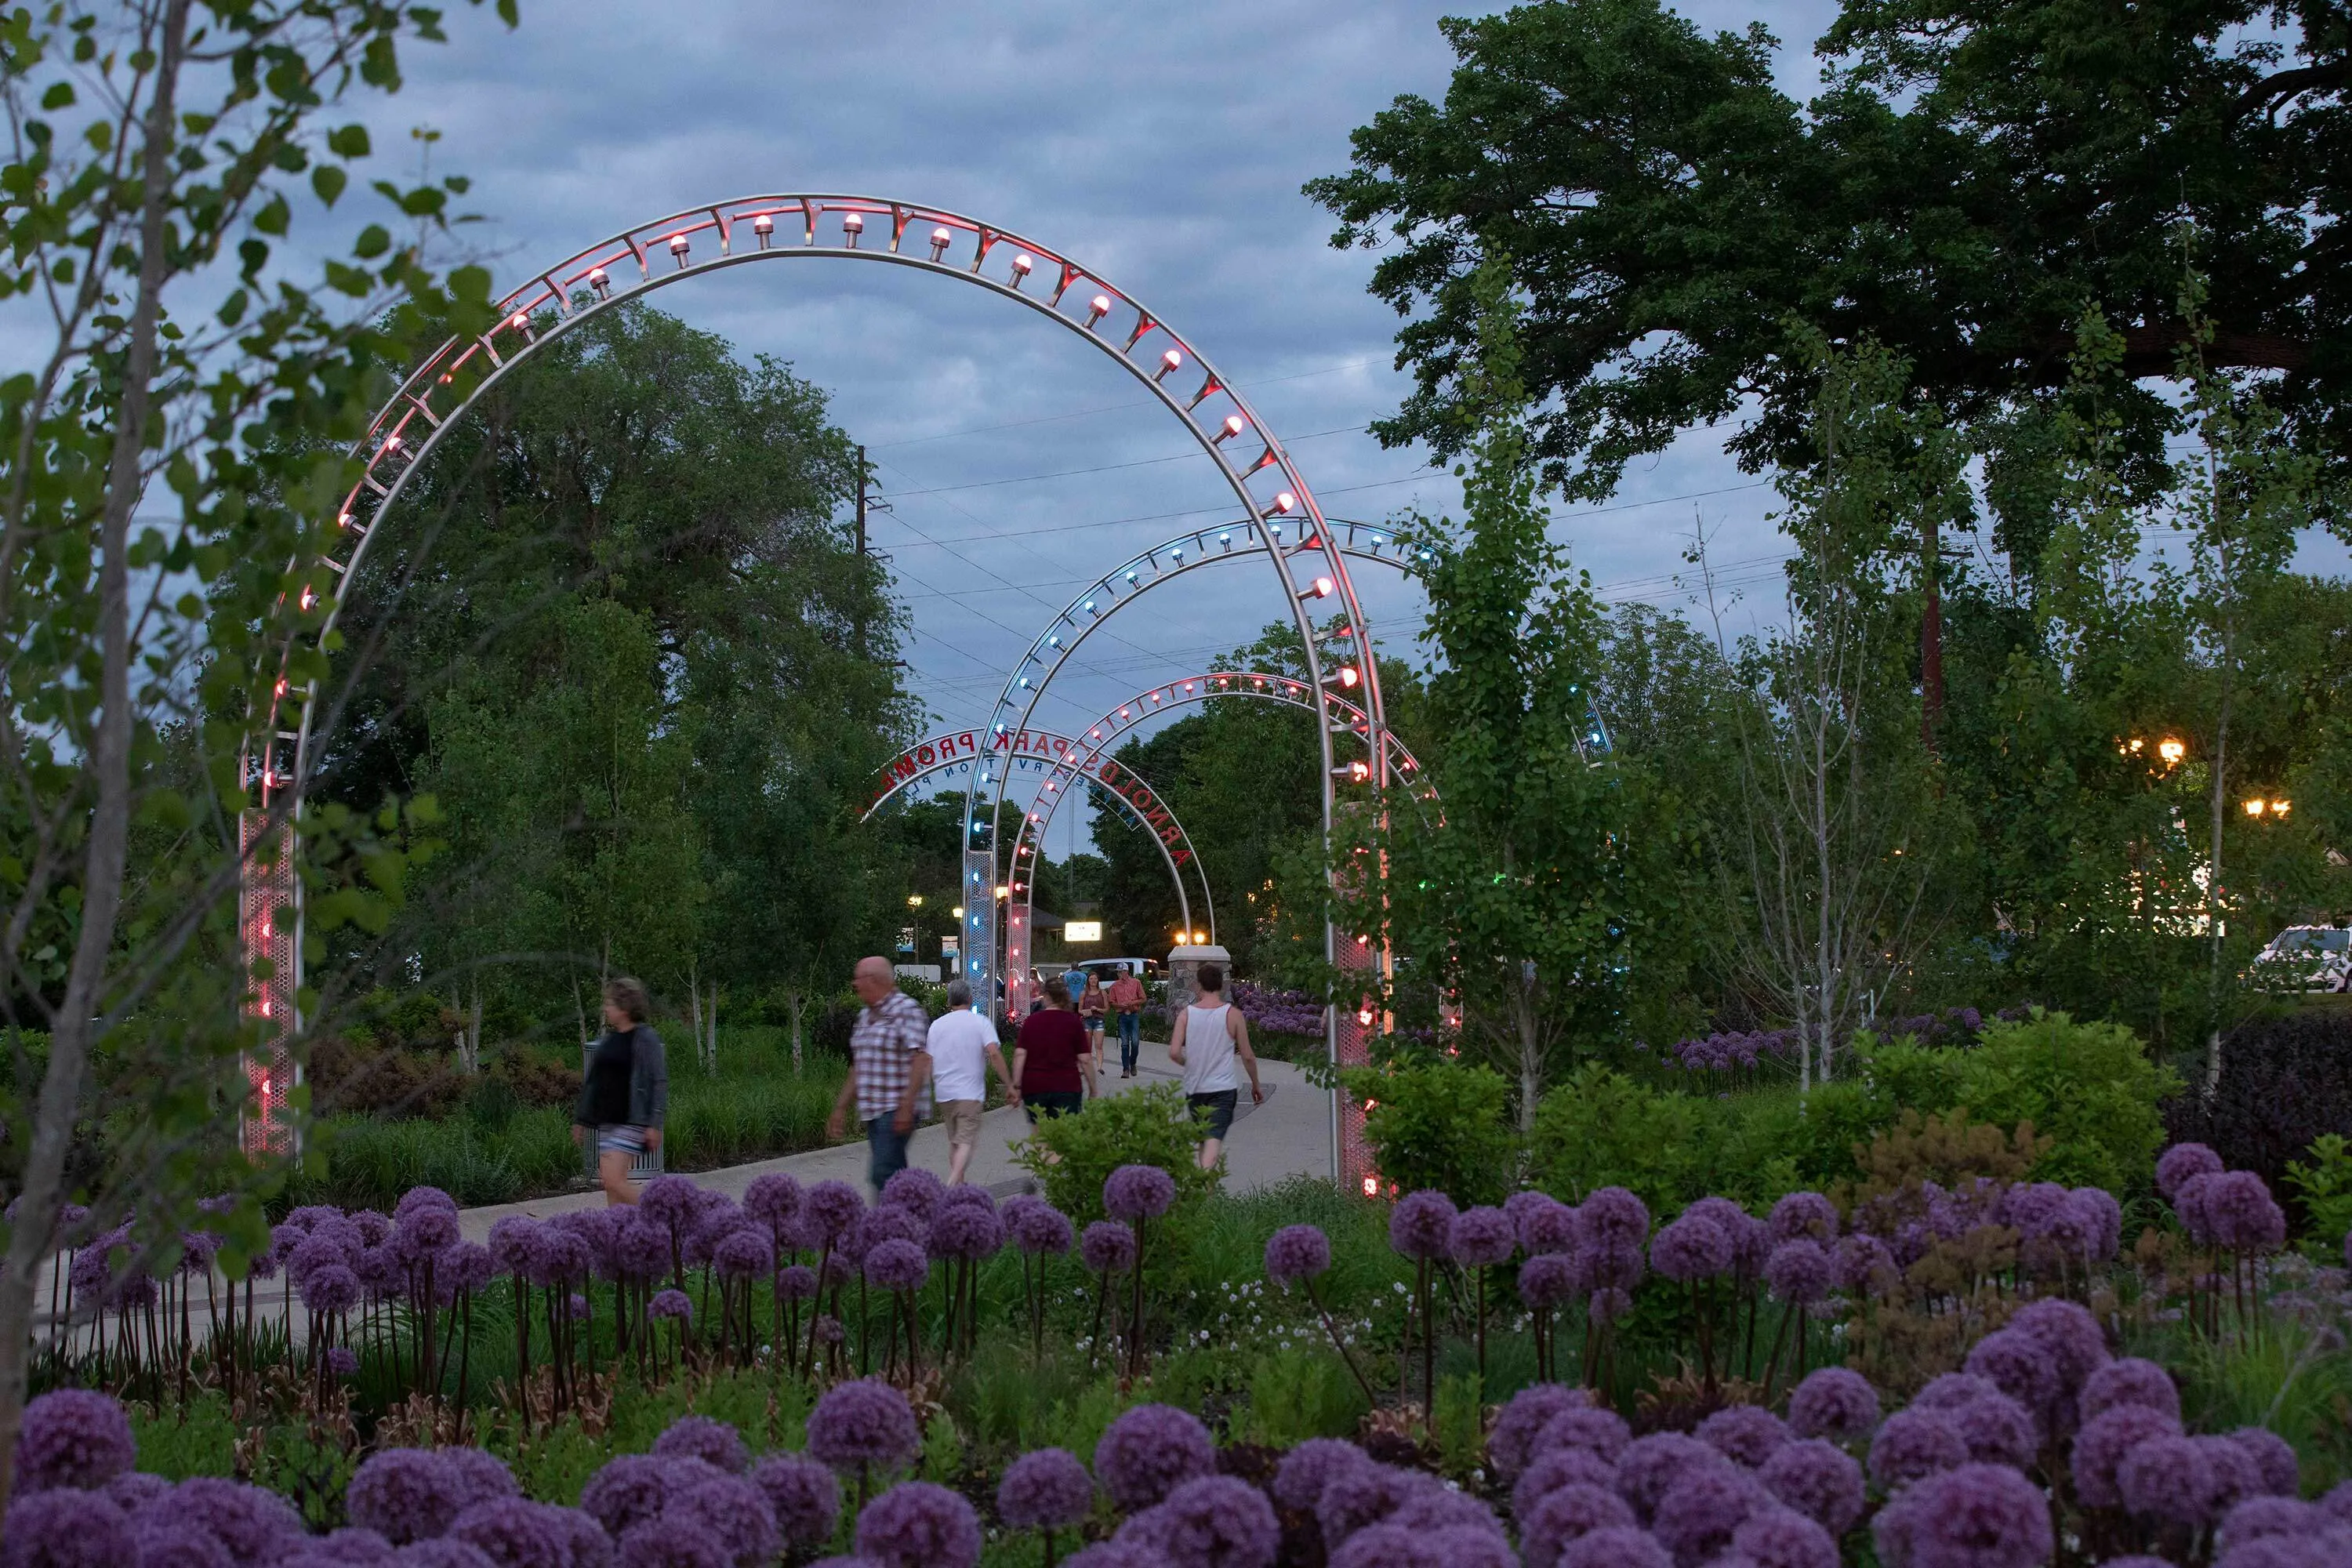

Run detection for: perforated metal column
[[238, 810, 299, 1156], [964, 846, 998, 1018]]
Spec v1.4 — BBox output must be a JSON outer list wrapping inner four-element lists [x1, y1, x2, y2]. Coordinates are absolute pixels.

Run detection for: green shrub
[[129, 1394, 238, 1480], [1348, 1061, 1518, 1206], [1528, 1064, 1723, 1212], [1241, 1348, 1370, 1446], [2285, 1134, 2352, 1254], [1953, 1010, 2179, 1192], [1014, 1083, 1218, 1227]]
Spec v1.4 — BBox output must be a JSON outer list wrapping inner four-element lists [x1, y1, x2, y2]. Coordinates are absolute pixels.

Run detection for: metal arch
[[1003, 764, 1210, 1004], [1000, 670, 1440, 1014]]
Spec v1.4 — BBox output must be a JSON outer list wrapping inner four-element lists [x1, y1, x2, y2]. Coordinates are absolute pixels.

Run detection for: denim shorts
[[1188, 1090, 1238, 1141]]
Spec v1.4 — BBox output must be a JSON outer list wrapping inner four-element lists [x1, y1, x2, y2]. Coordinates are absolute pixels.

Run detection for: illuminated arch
[[238, 192, 1388, 1159]]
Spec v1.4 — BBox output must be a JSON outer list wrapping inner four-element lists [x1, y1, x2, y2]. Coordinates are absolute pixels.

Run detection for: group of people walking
[[571, 956, 1263, 1208]]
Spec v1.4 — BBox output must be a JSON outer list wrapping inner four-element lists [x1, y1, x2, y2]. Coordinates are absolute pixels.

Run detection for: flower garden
[[9, 1101, 2352, 1568]]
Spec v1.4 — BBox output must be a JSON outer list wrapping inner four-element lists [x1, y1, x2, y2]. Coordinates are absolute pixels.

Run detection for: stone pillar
[[1165, 943, 1232, 1016]]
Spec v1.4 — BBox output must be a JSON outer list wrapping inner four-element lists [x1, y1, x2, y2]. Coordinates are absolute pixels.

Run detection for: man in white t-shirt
[[927, 978, 1017, 1185]]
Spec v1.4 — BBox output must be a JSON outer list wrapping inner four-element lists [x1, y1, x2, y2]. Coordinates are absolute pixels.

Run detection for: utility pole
[[855, 442, 869, 659]]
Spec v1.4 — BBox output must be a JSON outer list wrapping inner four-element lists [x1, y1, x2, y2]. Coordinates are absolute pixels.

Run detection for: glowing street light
[[2158, 738, 2186, 766], [907, 894, 924, 907]]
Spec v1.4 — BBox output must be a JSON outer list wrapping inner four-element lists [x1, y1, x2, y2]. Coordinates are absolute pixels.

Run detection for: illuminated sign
[[1065, 920, 1103, 943]]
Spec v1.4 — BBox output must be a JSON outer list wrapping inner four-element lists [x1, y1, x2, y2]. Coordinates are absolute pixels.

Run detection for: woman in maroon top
[[1014, 975, 1094, 1123]]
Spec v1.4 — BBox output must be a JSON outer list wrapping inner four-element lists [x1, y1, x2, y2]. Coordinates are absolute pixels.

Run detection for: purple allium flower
[[1758, 1441, 1864, 1537], [747, 1454, 837, 1552], [443, 1498, 577, 1568], [1787, 1367, 1878, 1442], [1080, 1221, 1137, 1276], [2220, 1495, 2328, 1552], [814, 1315, 845, 1347], [610, 1221, 670, 1284], [2116, 1432, 2219, 1528], [348, 1450, 468, 1545], [1128, 1475, 1278, 1568], [2229, 1426, 2299, 1497], [1062, 1546, 1168, 1568], [742, 1173, 804, 1230], [1769, 1193, 1838, 1246], [1586, 1287, 1632, 1325], [1103, 1165, 1177, 1223], [1517, 1483, 1635, 1568], [1832, 1235, 1897, 1298], [653, 1417, 748, 1475], [1763, 1241, 1832, 1307], [639, 1176, 702, 1228], [614, 1515, 727, 1568], [485, 1218, 539, 1276], [998, 1447, 1096, 1530], [710, 1229, 775, 1281], [1512, 1448, 1620, 1527], [1094, 1404, 1214, 1512], [1508, 1192, 1577, 1254], [1615, 1433, 1733, 1524], [1554, 1525, 1671, 1568], [581, 1456, 679, 1540], [1697, 1405, 1791, 1468], [1962, 1330, 2060, 1428], [2065, 1187, 2123, 1261], [863, 1239, 928, 1292], [1908, 1374, 1998, 1413], [2212, 1533, 2352, 1568], [802, 1181, 866, 1245], [878, 1168, 945, 1222], [1264, 1439, 1369, 1517], [663, 1470, 779, 1568], [325, 1346, 360, 1378], [939, 1183, 996, 1214], [1688, 1197, 1769, 1279], [1651, 1464, 1766, 1566], [12, 1388, 135, 1493], [1649, 1214, 1733, 1281], [771, 1263, 816, 1302], [1386, 1483, 1506, 1543], [1448, 1207, 1515, 1269], [1265, 1225, 1331, 1284], [2205, 1171, 2289, 1254], [396, 1207, 461, 1261], [102, 1472, 171, 1515], [2198, 1432, 2268, 1519], [129, 1515, 235, 1568], [142, 1477, 305, 1563], [807, 1380, 920, 1479], [392, 1541, 501, 1568], [648, 1290, 693, 1322], [1533, 1406, 1634, 1468], [2156, 1142, 2224, 1199], [1009, 1202, 1076, 1256], [395, 1186, 458, 1220], [2080, 1357, 2180, 1424], [1518, 1254, 1576, 1309], [926, 1203, 1004, 1262], [300, 1264, 363, 1316], [2071, 1399, 2183, 1509], [1387, 1191, 1457, 1261], [2176, 1171, 2225, 1247], [1867, 1410, 1969, 1490], [853, 1482, 979, 1568], [1314, 1467, 1436, 1549], [1490, 1385, 1595, 1480], [1330, 1523, 1512, 1568], [2005, 1298, 2109, 1394], [0, 1486, 133, 1568], [1873, 1463, 2050, 1568], [1731, 1506, 1838, 1568]]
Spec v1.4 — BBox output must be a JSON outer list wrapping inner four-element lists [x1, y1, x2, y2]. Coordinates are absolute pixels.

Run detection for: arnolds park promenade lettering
[[869, 730, 1189, 863]]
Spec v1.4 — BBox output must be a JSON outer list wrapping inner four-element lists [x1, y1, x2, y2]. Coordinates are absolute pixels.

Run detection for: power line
[[866, 355, 1381, 450], [880, 423, 1369, 499]]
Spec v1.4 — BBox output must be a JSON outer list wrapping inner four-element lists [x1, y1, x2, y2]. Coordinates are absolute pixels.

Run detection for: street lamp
[[907, 895, 924, 907], [2158, 738, 2186, 766], [951, 906, 965, 919]]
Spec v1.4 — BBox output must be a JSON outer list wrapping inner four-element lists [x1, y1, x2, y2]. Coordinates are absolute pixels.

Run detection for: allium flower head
[[638, 1176, 702, 1229], [1062, 1545, 1170, 1568], [1833, 1234, 1897, 1298], [806, 1380, 921, 1479], [855, 1482, 980, 1568], [878, 1167, 945, 1222], [347, 1450, 470, 1544], [655, 1417, 749, 1475], [2229, 1425, 2300, 1497], [926, 1203, 1005, 1261], [1758, 1441, 1864, 1537], [749, 1454, 838, 1551], [1131, 1475, 1278, 1568], [2220, 1495, 2327, 1553], [1686, 1196, 1769, 1278], [1262, 1439, 1368, 1519], [998, 1447, 1096, 1530], [1650, 1213, 1733, 1281], [2156, 1141, 2223, 1198], [1586, 1287, 1632, 1325], [1518, 1254, 1575, 1308], [615, 1514, 727, 1568], [1517, 1483, 1635, 1568], [1512, 1447, 1619, 1527], [1103, 1165, 1176, 1223], [1944, 1391, 2036, 1469], [1730, 1506, 1838, 1568], [12, 1388, 135, 1493], [1330, 1523, 1511, 1568], [803, 1181, 866, 1244], [580, 1455, 704, 1541], [1867, 1410, 1969, 1490], [1554, 1524, 1671, 1568], [1265, 1225, 1331, 1283], [444, 1498, 575, 1568], [2116, 1433, 2220, 1528], [1615, 1433, 1733, 1523], [2064, 1187, 2123, 1261], [1508, 1191, 1577, 1254], [1448, 1207, 1516, 1268], [2071, 1400, 2183, 1509], [2080, 1357, 2180, 1423], [102, 1472, 171, 1516], [128, 1516, 235, 1568], [326, 1347, 360, 1378], [2005, 1297, 2110, 1395], [742, 1173, 803, 1231], [775, 1265, 818, 1301], [1577, 1189, 1650, 1253], [2198, 1432, 2267, 1519], [1315, 1467, 1438, 1550], [648, 1288, 693, 1322], [1873, 1463, 2050, 1568], [1787, 1367, 1878, 1441], [1387, 1190, 1457, 1261], [1961, 1330, 2060, 1428], [1094, 1404, 1214, 1512], [940, 1183, 996, 1214], [710, 1229, 775, 1281], [664, 1470, 781, 1568], [1080, 1221, 1137, 1276], [864, 1239, 928, 1292], [1697, 1405, 1791, 1468], [1489, 1385, 1595, 1479], [0, 1486, 133, 1568], [1652, 1464, 1766, 1566], [1768, 1192, 1838, 1246], [2204, 1171, 2289, 1254], [1764, 1241, 1832, 1307], [300, 1263, 362, 1316], [143, 1477, 305, 1563], [1009, 1201, 1076, 1256]]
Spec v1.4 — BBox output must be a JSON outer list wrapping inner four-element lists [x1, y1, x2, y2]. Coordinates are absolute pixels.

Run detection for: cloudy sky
[[323, 0, 2343, 855]]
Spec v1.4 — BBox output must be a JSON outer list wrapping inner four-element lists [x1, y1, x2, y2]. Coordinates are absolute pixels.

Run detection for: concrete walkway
[[455, 1047, 1332, 1240]]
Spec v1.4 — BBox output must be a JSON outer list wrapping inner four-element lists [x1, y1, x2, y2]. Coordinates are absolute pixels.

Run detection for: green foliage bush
[[1348, 1060, 1517, 1205], [1015, 1082, 1218, 1226], [1950, 1010, 2180, 1192], [1242, 1348, 1370, 1446]]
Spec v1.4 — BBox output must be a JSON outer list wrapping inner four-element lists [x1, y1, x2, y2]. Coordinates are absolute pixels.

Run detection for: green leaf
[[311, 165, 347, 206], [39, 81, 72, 110], [351, 223, 390, 259], [327, 124, 371, 158]]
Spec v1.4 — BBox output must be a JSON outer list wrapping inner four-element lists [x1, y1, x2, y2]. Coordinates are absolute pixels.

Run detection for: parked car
[[2252, 926, 2352, 992], [1070, 956, 1160, 985]]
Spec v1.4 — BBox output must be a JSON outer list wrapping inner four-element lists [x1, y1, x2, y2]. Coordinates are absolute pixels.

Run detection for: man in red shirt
[[1107, 969, 1146, 1078]]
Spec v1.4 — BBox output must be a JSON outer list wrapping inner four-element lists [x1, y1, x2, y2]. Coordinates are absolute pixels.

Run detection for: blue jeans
[[1117, 1011, 1141, 1071], [866, 1114, 912, 1195]]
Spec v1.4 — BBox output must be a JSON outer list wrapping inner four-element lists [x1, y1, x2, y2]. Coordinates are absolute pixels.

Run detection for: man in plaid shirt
[[826, 955, 935, 1192]]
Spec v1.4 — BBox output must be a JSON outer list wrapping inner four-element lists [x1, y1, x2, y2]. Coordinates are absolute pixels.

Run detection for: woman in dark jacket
[[572, 976, 668, 1205]]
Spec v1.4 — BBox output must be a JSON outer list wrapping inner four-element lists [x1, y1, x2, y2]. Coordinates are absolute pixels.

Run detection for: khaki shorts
[[939, 1098, 985, 1146]]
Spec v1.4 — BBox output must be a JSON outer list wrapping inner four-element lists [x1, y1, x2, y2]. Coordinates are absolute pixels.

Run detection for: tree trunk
[[788, 989, 806, 1076], [689, 957, 706, 1076], [2205, 631, 2234, 1099], [1920, 513, 1944, 755], [1512, 971, 1541, 1135], [706, 982, 718, 1075], [0, 0, 189, 1512]]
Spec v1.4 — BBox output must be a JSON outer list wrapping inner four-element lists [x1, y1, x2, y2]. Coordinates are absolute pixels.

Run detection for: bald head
[[853, 955, 895, 1005]]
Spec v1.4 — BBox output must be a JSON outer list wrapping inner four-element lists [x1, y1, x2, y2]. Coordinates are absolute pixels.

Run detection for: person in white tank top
[[1167, 961, 1263, 1173]]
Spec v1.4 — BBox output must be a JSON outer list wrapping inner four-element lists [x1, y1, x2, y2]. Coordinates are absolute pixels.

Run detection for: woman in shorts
[[571, 977, 668, 1205], [1014, 975, 1093, 1125], [1078, 971, 1109, 1065]]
